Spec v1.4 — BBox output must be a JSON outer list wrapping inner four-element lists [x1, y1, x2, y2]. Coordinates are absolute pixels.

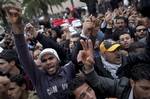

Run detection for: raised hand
[[3, 3, 23, 33], [3, 3, 22, 25], [82, 16, 95, 37], [77, 39, 95, 71], [24, 23, 38, 38], [105, 11, 112, 22]]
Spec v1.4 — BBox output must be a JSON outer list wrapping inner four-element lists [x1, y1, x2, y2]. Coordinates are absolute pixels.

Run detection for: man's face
[[73, 83, 96, 99], [135, 26, 147, 39], [119, 34, 134, 49], [115, 19, 125, 30], [0, 76, 10, 93], [128, 18, 136, 28], [0, 59, 11, 74], [33, 49, 41, 60], [8, 82, 24, 99], [41, 53, 59, 75], [131, 80, 150, 99], [69, 37, 79, 49], [104, 49, 121, 65]]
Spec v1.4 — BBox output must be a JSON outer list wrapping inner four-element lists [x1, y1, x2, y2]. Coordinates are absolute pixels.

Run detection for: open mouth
[[47, 66, 55, 72], [48, 67, 55, 71], [124, 43, 129, 47]]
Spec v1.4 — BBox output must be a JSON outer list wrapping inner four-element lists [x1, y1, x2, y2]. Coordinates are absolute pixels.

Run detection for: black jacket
[[72, 32, 150, 79], [72, 35, 122, 79], [117, 32, 150, 78], [85, 70, 131, 99]]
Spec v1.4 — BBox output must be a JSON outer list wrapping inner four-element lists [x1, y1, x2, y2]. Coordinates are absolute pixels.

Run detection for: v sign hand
[[77, 39, 95, 72]]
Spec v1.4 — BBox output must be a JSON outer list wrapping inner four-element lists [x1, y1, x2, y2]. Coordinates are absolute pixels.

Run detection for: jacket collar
[[101, 55, 121, 78], [128, 88, 133, 99]]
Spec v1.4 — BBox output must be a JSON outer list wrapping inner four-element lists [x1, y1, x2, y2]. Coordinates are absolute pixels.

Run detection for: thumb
[[85, 57, 95, 66]]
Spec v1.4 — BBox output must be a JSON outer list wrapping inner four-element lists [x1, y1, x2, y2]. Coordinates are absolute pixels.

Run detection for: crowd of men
[[0, 0, 150, 99]]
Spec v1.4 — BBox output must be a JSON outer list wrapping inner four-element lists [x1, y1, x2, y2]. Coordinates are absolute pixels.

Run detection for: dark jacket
[[73, 31, 150, 79], [85, 70, 131, 99], [94, 56, 114, 78], [14, 34, 75, 99], [72, 35, 121, 79], [117, 32, 150, 78], [95, 31, 150, 78]]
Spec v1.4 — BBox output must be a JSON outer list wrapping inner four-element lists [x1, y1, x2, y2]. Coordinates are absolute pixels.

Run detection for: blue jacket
[[14, 34, 75, 99]]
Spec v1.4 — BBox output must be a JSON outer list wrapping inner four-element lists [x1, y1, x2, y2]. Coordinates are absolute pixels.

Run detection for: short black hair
[[114, 16, 127, 23], [0, 49, 22, 71], [130, 63, 150, 81], [0, 49, 19, 64], [10, 74, 26, 87], [112, 29, 130, 41], [119, 31, 131, 36], [69, 77, 86, 95]]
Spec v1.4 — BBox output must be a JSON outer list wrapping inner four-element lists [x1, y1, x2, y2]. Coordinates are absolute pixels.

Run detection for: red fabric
[[52, 18, 76, 27]]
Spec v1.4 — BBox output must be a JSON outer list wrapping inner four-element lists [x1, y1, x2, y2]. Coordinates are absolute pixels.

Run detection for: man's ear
[[10, 60, 15, 66], [130, 79, 135, 88]]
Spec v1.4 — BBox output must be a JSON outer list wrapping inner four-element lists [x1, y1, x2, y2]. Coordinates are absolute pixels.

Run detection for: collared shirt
[[128, 88, 133, 99]]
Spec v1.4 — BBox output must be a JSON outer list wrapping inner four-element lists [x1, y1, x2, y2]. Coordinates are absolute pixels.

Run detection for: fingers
[[83, 56, 95, 71], [26, 23, 33, 28], [4, 3, 22, 25], [80, 39, 87, 50], [76, 70, 85, 78], [87, 39, 93, 50], [3, 3, 22, 16], [25, 23, 34, 32], [79, 39, 94, 67], [85, 15, 95, 23], [89, 15, 93, 22], [80, 39, 93, 51], [3, 2, 21, 10], [4, 4, 21, 16], [25, 23, 33, 30], [87, 39, 94, 59], [86, 56, 95, 66]]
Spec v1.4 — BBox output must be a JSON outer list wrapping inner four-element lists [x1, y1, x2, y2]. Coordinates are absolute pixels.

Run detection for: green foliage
[[0, 0, 11, 27], [0, 0, 67, 24], [22, 0, 67, 18]]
